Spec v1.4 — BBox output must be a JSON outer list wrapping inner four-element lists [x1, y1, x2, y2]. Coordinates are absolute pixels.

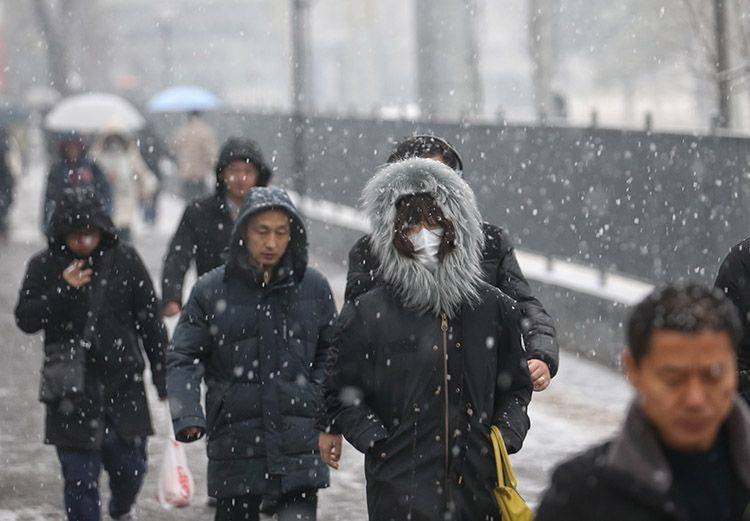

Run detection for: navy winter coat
[[167, 187, 337, 498]]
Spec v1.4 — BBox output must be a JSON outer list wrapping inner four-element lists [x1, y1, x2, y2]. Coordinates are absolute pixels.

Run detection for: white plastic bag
[[157, 410, 195, 509]]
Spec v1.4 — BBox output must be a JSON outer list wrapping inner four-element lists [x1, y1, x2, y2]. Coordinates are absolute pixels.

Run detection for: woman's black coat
[[15, 191, 167, 450], [327, 283, 532, 520]]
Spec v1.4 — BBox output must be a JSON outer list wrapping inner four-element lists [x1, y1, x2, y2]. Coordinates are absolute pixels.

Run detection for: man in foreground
[[536, 283, 750, 520]]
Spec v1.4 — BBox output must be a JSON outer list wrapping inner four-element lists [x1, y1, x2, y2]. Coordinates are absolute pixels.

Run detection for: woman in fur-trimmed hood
[[323, 158, 533, 521]]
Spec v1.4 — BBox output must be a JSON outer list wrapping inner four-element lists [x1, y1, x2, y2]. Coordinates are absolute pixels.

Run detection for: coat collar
[[606, 396, 750, 496]]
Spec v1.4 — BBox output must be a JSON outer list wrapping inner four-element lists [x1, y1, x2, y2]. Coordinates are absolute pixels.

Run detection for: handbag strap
[[490, 425, 518, 489], [80, 250, 115, 347]]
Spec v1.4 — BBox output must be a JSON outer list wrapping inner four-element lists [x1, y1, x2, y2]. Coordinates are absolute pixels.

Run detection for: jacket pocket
[[206, 383, 232, 436]]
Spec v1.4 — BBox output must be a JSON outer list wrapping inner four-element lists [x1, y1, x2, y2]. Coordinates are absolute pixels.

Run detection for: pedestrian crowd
[[12, 125, 750, 521]]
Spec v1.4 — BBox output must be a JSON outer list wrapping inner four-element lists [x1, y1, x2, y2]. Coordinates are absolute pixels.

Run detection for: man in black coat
[[161, 137, 272, 317], [15, 189, 168, 521], [167, 187, 336, 521], [536, 284, 750, 521], [716, 238, 750, 404]]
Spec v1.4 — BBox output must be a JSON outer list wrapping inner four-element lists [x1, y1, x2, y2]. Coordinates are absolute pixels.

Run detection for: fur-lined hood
[[361, 158, 485, 318]]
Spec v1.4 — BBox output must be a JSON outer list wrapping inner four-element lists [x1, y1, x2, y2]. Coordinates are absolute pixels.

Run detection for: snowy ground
[[0, 166, 633, 519]]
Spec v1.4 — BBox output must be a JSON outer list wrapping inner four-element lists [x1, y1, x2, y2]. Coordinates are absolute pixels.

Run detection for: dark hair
[[387, 135, 463, 172], [392, 193, 455, 260], [627, 283, 742, 364]]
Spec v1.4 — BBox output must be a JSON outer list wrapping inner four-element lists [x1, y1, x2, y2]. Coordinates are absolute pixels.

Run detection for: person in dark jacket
[[43, 135, 112, 233], [167, 186, 336, 521], [15, 189, 168, 521], [323, 158, 533, 521], [536, 283, 750, 521], [346, 135, 558, 387], [161, 137, 272, 317], [715, 238, 750, 404], [0, 129, 14, 241]]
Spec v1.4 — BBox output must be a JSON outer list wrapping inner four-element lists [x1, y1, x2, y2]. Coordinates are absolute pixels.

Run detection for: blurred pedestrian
[[536, 283, 750, 521], [89, 131, 158, 241], [0, 129, 15, 242], [322, 158, 532, 520], [167, 187, 335, 521], [715, 239, 750, 405], [15, 188, 168, 521], [43, 135, 111, 233], [136, 122, 173, 224], [161, 137, 272, 318], [171, 110, 218, 201]]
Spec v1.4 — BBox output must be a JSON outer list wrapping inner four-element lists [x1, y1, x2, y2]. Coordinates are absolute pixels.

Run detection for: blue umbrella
[[147, 86, 222, 113]]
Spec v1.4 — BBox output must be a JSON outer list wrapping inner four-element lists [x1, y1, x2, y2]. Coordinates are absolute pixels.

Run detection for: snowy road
[[0, 170, 633, 519]]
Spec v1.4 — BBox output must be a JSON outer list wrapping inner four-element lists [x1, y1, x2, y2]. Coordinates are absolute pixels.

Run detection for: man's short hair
[[626, 283, 742, 364]]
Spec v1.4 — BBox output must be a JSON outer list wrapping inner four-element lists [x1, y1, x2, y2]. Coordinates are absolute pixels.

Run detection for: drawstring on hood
[[362, 158, 484, 318]]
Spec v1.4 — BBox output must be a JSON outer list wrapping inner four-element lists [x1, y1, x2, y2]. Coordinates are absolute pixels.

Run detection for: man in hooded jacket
[[167, 186, 336, 521], [15, 188, 168, 521], [161, 137, 273, 317]]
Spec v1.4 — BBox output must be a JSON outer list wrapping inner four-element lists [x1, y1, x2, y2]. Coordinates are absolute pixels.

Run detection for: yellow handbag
[[490, 425, 534, 521]]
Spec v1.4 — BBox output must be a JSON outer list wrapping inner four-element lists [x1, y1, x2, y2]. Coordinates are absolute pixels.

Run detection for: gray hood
[[226, 187, 307, 285], [361, 158, 485, 318]]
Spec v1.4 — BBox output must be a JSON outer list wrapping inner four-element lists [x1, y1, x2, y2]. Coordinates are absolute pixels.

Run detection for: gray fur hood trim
[[361, 158, 485, 318]]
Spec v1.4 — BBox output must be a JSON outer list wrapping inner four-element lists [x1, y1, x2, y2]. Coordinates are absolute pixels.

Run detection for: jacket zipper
[[441, 312, 450, 482]]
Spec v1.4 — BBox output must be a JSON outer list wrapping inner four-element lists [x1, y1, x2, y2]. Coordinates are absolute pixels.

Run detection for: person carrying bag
[[15, 188, 168, 521], [38, 249, 113, 404]]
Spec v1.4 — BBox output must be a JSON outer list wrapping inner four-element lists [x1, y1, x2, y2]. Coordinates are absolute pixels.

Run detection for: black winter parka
[[15, 191, 167, 450], [328, 284, 531, 521], [167, 187, 337, 499], [716, 237, 750, 403], [161, 194, 233, 306]]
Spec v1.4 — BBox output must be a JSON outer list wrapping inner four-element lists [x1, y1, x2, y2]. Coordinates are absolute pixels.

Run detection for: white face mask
[[408, 227, 443, 272]]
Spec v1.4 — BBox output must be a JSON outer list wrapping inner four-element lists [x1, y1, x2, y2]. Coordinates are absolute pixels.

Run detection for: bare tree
[[30, 0, 69, 94]]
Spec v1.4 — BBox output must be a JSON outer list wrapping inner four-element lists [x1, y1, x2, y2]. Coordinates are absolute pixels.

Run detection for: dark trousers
[[215, 489, 318, 521], [56, 427, 147, 521]]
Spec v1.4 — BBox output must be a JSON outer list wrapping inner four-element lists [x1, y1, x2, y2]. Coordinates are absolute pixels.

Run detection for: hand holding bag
[[39, 252, 114, 403], [157, 408, 195, 509], [490, 425, 534, 521]]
